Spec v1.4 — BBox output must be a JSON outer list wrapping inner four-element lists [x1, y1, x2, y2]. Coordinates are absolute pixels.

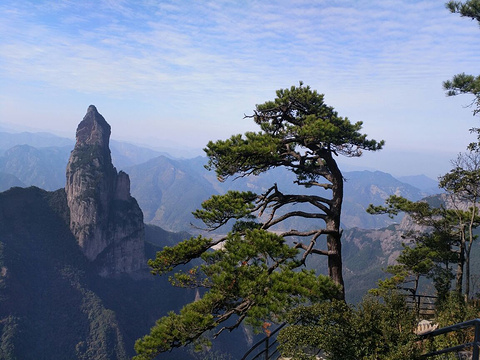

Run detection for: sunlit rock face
[[65, 105, 145, 276]]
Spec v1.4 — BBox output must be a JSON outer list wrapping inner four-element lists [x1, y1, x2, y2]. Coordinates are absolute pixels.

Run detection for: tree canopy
[[278, 294, 420, 360], [446, 0, 480, 23], [204, 83, 384, 295], [205, 83, 383, 181]]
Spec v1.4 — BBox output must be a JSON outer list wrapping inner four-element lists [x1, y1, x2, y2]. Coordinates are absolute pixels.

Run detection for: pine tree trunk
[[327, 231, 344, 299], [325, 153, 345, 300]]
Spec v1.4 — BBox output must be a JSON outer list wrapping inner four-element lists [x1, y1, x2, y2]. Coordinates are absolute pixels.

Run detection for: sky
[[1, 0, 480, 179]]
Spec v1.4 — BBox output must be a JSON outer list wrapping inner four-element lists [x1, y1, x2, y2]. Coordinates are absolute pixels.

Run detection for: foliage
[[148, 235, 213, 274], [192, 191, 258, 231], [205, 84, 384, 181], [447, 0, 480, 22], [422, 292, 480, 357], [135, 229, 340, 359], [440, 153, 480, 199], [376, 240, 435, 291], [278, 300, 354, 360], [367, 195, 440, 222], [436, 292, 479, 326], [367, 195, 461, 298], [75, 285, 128, 360], [278, 292, 420, 360], [444, 72, 480, 117], [378, 230, 456, 302]]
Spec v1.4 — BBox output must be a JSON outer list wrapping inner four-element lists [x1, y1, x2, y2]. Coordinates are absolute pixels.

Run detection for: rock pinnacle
[[65, 106, 145, 276]]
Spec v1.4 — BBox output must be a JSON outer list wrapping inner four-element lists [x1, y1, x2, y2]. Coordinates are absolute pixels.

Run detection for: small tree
[[439, 151, 480, 299], [367, 173, 480, 301], [377, 237, 437, 296], [134, 84, 384, 359], [443, 0, 480, 301], [367, 196, 459, 300]]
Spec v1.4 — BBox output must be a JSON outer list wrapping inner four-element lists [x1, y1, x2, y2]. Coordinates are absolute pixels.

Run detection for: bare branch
[[257, 184, 332, 219], [294, 180, 333, 190], [214, 299, 254, 328], [213, 313, 248, 338], [281, 228, 336, 238], [294, 241, 329, 257], [263, 211, 327, 229]]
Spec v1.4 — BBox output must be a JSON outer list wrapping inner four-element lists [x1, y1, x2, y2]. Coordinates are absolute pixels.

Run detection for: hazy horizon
[[0, 117, 450, 181]]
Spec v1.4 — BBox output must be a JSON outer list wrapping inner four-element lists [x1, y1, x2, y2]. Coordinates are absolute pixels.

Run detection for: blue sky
[[1, 0, 480, 178]]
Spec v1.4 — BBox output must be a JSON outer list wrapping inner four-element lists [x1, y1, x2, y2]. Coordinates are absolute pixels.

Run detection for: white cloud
[[2, 0, 476, 96]]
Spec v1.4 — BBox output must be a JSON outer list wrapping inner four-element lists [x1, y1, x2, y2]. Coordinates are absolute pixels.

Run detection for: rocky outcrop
[[65, 105, 145, 276]]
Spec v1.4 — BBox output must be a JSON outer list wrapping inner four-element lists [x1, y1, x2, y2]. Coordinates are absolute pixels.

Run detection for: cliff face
[[65, 105, 145, 276]]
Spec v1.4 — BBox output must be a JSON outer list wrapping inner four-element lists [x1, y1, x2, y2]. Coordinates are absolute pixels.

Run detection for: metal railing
[[406, 294, 437, 319], [240, 323, 286, 360], [420, 319, 480, 359]]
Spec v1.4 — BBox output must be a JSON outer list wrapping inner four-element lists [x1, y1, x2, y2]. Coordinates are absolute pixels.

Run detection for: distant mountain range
[[0, 132, 169, 191], [0, 130, 440, 232]]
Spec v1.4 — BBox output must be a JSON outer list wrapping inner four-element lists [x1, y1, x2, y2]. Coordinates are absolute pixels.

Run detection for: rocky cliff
[[65, 105, 145, 276]]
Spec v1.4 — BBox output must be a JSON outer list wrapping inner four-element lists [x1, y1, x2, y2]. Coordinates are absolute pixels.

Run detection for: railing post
[[474, 321, 480, 360], [265, 336, 269, 360]]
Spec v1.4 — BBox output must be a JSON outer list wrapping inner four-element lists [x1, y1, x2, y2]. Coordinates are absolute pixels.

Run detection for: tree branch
[[294, 241, 329, 257], [263, 211, 327, 229]]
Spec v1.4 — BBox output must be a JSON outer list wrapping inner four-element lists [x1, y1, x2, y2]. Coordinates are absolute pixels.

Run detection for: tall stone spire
[[65, 105, 145, 276]]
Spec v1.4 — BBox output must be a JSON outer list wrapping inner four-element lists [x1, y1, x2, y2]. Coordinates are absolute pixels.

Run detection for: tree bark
[[324, 151, 345, 300]]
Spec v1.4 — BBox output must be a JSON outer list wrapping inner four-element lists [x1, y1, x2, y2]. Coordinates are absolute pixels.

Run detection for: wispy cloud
[[2, 0, 477, 98], [1, 0, 480, 177]]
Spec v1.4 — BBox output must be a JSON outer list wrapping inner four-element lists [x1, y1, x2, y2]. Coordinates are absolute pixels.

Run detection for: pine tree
[[134, 83, 384, 359]]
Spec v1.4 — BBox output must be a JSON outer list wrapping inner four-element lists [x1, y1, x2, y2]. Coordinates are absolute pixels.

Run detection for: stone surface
[[65, 105, 145, 276]]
